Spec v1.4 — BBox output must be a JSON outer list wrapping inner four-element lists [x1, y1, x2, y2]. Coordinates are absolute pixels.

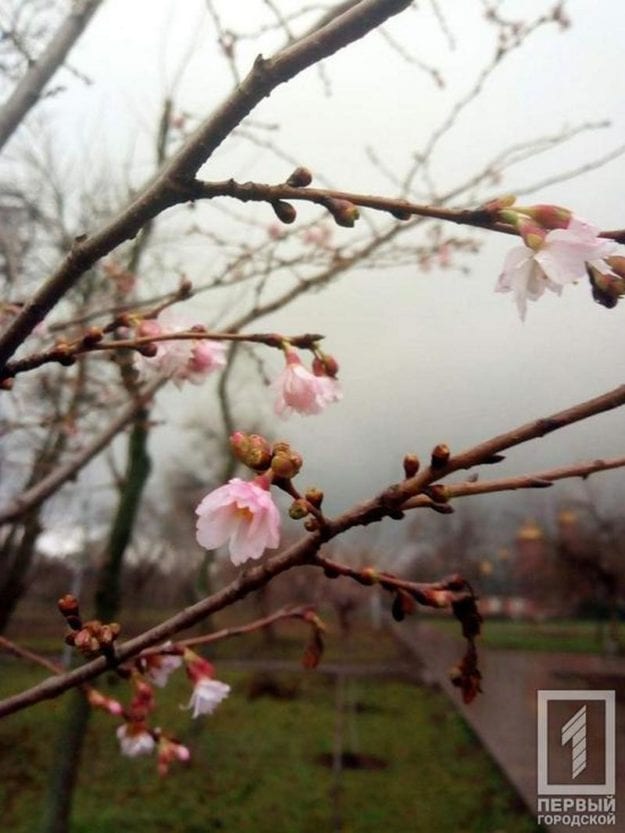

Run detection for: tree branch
[[0, 0, 104, 152], [0, 376, 163, 526], [0, 0, 412, 372]]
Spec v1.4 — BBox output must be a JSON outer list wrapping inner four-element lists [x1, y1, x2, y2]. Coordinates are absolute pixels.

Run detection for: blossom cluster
[[495, 202, 625, 318], [132, 310, 342, 419], [87, 643, 231, 774], [133, 308, 227, 387], [195, 432, 323, 565]]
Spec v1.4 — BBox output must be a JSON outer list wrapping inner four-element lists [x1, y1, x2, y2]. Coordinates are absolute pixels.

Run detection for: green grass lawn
[[0, 624, 539, 833], [430, 616, 620, 653]]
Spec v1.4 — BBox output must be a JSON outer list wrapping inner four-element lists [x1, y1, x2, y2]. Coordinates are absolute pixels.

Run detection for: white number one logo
[[561, 705, 587, 779]]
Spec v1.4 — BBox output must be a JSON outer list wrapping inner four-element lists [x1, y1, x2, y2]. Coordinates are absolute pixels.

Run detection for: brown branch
[[4, 382, 625, 716], [3, 330, 324, 380], [313, 555, 473, 608], [0, 0, 412, 372], [139, 604, 318, 656], [0, 0, 103, 151], [0, 531, 323, 718], [0, 635, 61, 676], [186, 177, 517, 235], [402, 455, 625, 509], [368, 383, 625, 518]]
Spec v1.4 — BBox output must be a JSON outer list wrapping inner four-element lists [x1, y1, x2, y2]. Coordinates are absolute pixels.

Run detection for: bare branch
[[0, 0, 412, 371], [0, 376, 163, 526], [0, 0, 103, 151]]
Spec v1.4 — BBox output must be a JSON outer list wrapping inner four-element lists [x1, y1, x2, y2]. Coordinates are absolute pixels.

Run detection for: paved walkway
[[394, 622, 625, 833]]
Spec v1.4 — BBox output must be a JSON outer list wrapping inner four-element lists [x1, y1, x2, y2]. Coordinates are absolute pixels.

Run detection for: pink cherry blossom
[[496, 246, 562, 320], [195, 477, 281, 565], [497, 215, 625, 318], [273, 351, 341, 418], [116, 723, 155, 757], [315, 374, 342, 408], [534, 217, 622, 285], [142, 645, 183, 688], [134, 308, 226, 386], [187, 678, 231, 718], [183, 650, 231, 718]]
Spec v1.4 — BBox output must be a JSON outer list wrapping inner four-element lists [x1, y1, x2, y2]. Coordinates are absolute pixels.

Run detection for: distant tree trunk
[[0, 509, 41, 632], [39, 411, 151, 833], [38, 690, 91, 833]]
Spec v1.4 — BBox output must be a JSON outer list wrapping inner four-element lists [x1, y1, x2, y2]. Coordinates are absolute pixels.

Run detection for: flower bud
[[53, 342, 76, 366], [272, 200, 297, 224], [426, 484, 448, 504], [521, 203, 571, 230], [403, 454, 420, 478], [286, 167, 312, 188], [0, 377, 14, 390], [325, 198, 359, 228], [230, 432, 272, 471], [588, 265, 625, 309], [99, 623, 121, 645], [390, 206, 412, 221], [271, 440, 291, 456], [304, 487, 324, 508], [137, 342, 159, 357], [480, 194, 516, 215], [81, 326, 104, 346], [271, 450, 303, 479], [391, 589, 416, 622], [312, 353, 339, 378], [74, 629, 98, 655], [58, 594, 80, 617], [289, 499, 310, 520], [516, 217, 547, 251], [430, 443, 450, 469], [357, 567, 378, 586]]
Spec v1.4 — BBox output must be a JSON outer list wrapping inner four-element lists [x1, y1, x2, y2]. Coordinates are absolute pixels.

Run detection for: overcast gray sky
[[13, 0, 625, 546]]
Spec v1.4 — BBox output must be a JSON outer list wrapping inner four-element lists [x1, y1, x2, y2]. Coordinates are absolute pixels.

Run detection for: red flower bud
[[286, 167, 312, 188]]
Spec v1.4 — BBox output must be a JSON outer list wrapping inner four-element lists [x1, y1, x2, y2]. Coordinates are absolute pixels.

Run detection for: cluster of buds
[[196, 431, 328, 563], [116, 677, 169, 764], [230, 433, 304, 482], [497, 201, 573, 250], [270, 168, 314, 226], [59, 594, 121, 658]]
